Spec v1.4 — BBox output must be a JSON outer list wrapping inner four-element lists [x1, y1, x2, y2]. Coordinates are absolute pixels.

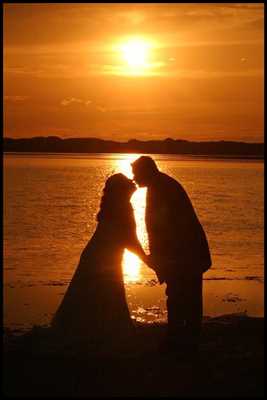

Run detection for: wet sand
[[3, 313, 264, 397]]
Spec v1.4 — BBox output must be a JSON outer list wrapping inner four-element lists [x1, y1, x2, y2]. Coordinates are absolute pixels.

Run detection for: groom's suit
[[145, 171, 211, 349]]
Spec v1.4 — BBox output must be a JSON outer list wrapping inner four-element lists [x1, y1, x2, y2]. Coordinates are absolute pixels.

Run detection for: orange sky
[[3, 3, 264, 142]]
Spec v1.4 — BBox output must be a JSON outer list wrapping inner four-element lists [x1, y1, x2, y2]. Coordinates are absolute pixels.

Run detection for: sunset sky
[[4, 3, 264, 142]]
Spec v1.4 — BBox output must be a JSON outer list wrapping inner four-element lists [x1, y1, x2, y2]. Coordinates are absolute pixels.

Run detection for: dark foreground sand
[[3, 314, 264, 398]]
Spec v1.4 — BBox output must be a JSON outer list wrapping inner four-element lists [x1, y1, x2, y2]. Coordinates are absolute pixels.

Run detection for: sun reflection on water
[[123, 250, 141, 283], [113, 154, 148, 283]]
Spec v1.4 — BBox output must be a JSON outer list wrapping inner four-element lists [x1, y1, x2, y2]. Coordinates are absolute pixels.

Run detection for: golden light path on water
[[113, 154, 148, 283]]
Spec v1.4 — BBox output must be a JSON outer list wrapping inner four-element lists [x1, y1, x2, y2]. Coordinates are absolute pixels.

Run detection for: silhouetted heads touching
[[104, 173, 136, 195], [97, 173, 136, 222], [131, 156, 159, 187]]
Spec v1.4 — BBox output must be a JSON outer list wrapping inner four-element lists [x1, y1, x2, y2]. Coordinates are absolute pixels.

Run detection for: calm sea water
[[3, 153, 264, 331]]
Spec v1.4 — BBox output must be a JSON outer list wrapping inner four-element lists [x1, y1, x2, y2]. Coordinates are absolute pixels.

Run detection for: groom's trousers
[[165, 272, 203, 349]]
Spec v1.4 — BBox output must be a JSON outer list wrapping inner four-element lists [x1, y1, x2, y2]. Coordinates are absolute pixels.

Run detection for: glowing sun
[[119, 38, 152, 74]]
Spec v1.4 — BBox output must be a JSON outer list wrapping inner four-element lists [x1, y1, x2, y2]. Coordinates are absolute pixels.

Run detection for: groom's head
[[131, 156, 158, 187]]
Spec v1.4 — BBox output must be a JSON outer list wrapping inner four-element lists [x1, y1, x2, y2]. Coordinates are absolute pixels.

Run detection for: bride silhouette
[[51, 173, 149, 354]]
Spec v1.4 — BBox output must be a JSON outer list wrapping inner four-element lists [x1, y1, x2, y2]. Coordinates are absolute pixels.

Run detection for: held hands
[[144, 254, 164, 284]]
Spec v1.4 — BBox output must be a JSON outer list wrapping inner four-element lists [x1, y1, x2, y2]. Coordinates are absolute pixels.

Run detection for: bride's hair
[[97, 173, 136, 222]]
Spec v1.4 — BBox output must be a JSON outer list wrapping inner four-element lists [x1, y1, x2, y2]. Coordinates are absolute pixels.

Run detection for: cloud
[[4, 3, 263, 48], [101, 60, 166, 77], [165, 68, 264, 80], [60, 98, 92, 106], [4, 95, 29, 102], [96, 106, 107, 113], [61, 97, 83, 106], [240, 17, 264, 31], [60, 98, 107, 112]]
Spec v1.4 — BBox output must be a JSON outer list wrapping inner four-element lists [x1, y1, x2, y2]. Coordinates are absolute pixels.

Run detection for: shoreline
[[4, 276, 264, 332], [4, 312, 263, 339], [4, 151, 264, 161], [3, 311, 259, 335]]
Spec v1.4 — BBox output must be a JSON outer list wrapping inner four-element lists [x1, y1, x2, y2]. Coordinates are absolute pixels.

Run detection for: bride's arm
[[126, 240, 155, 271], [123, 207, 153, 267], [126, 236, 149, 264], [125, 227, 154, 268]]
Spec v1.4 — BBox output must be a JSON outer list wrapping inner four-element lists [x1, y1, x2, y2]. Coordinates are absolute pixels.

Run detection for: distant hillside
[[3, 137, 264, 158]]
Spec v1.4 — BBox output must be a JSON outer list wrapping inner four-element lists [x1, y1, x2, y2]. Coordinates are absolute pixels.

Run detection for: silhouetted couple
[[51, 156, 211, 357]]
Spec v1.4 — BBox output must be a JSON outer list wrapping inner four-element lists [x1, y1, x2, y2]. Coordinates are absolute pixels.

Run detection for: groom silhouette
[[132, 156, 212, 356]]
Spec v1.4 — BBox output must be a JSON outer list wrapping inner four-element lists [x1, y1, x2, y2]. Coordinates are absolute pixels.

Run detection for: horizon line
[[4, 136, 264, 145]]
